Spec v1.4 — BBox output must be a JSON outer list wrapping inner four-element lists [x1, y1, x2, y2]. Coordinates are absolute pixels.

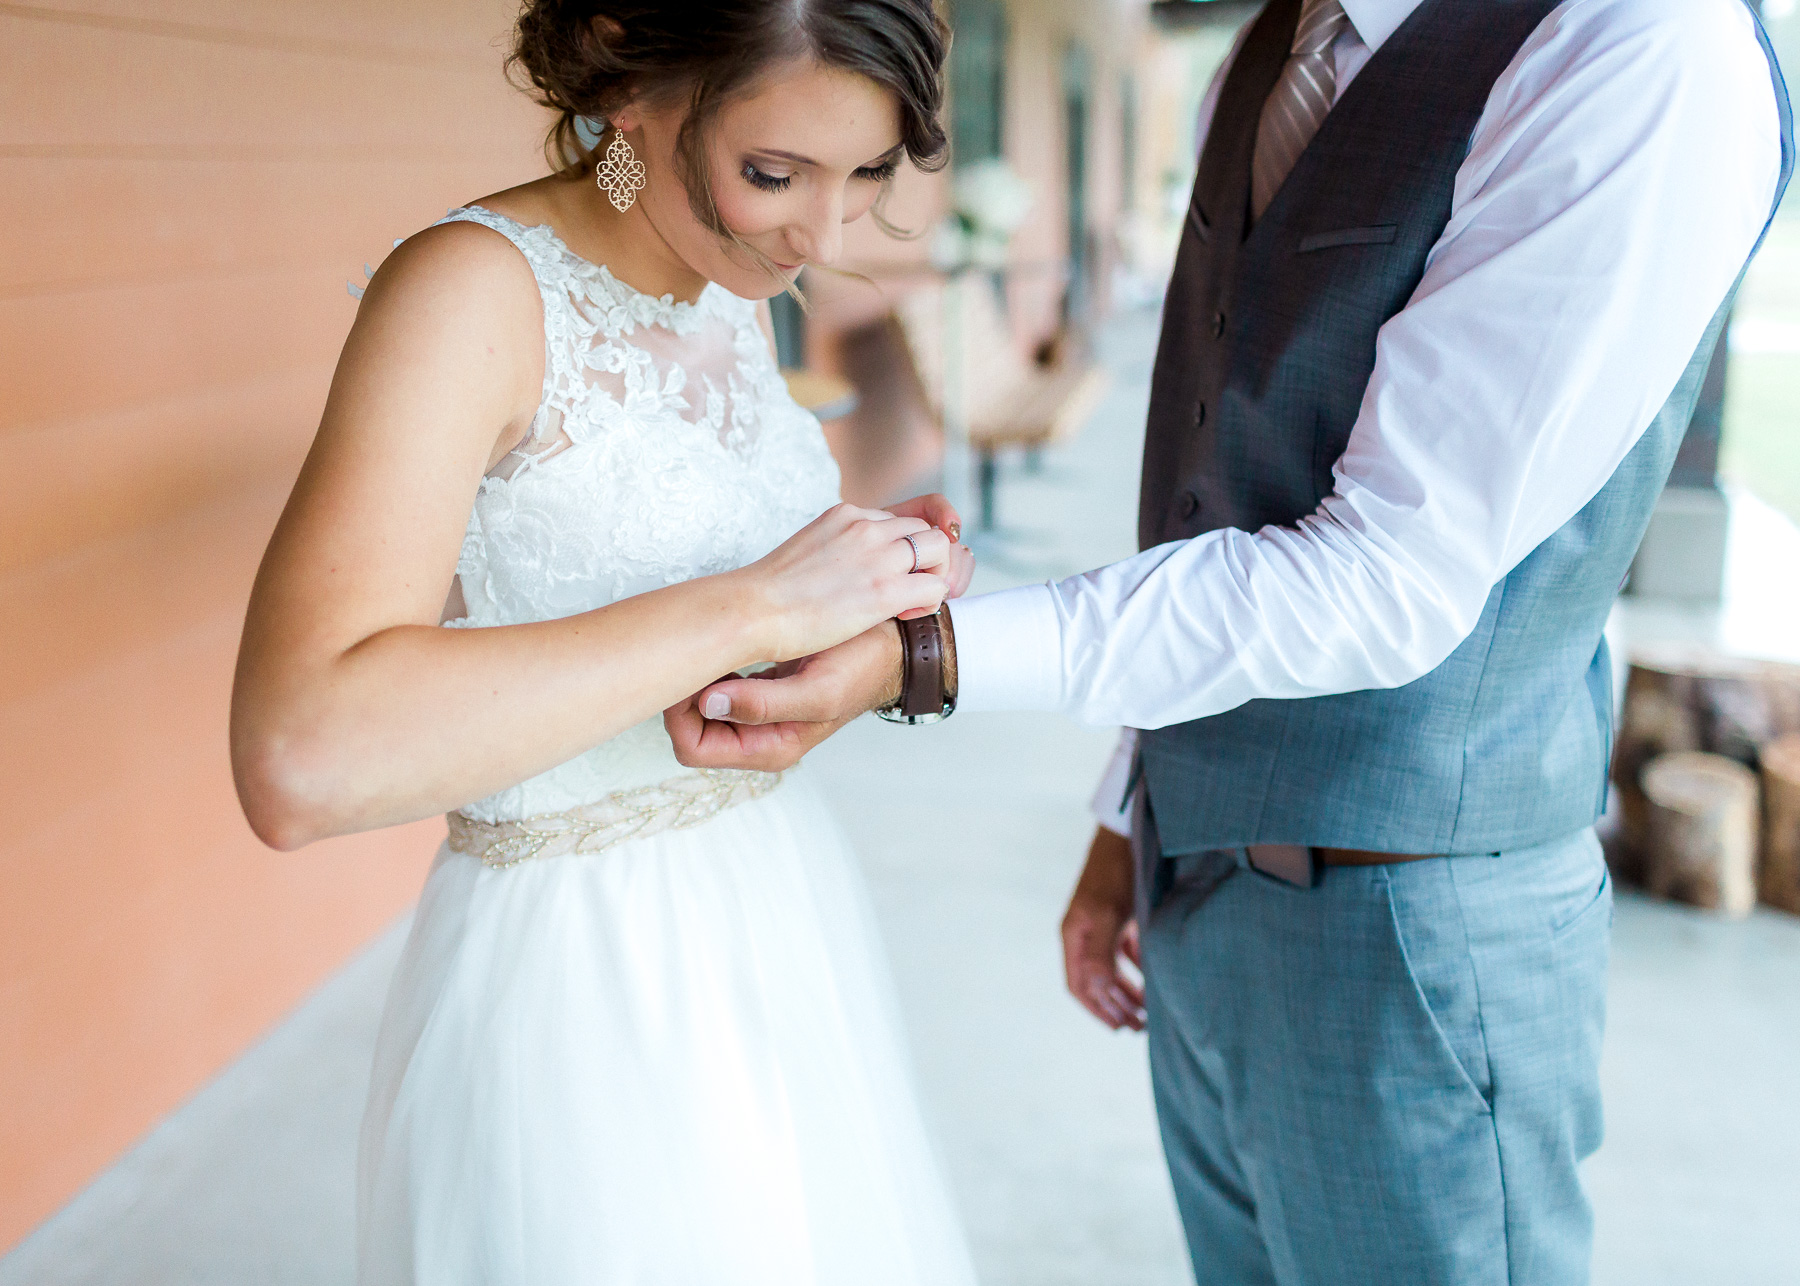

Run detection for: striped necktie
[[1250, 0, 1351, 220]]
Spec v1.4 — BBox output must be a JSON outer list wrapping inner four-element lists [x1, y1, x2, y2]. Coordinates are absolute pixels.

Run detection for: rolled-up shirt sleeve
[[954, 0, 1782, 733]]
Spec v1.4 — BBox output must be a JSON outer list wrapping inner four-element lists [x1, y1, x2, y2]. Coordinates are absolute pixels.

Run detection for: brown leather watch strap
[[896, 610, 945, 718], [939, 601, 958, 703]]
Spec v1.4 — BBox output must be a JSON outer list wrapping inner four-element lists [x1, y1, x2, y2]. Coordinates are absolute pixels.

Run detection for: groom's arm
[[949, 0, 1784, 731], [670, 0, 1781, 762]]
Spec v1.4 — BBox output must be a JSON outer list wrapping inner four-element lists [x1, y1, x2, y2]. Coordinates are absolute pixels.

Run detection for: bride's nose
[[787, 191, 844, 267]]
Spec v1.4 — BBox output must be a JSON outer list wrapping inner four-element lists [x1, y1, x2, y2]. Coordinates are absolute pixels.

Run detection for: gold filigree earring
[[595, 131, 646, 212]]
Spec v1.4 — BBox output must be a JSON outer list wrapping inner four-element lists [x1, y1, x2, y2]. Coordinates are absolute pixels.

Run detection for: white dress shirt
[[944, 0, 1786, 835]]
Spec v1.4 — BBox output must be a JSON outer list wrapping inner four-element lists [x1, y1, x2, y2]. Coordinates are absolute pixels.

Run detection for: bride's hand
[[735, 502, 950, 662]]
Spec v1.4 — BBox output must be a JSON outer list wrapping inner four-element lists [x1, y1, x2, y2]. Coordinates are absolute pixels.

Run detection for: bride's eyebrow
[[749, 144, 904, 169]]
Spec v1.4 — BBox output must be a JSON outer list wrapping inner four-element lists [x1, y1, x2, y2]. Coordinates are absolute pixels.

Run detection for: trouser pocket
[[1382, 864, 1495, 1112]]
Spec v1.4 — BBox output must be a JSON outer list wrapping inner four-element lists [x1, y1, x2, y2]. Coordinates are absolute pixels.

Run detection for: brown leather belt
[[1245, 843, 1439, 888]]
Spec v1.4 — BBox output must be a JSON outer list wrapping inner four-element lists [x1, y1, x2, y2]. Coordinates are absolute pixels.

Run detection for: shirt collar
[[1338, 0, 1421, 54]]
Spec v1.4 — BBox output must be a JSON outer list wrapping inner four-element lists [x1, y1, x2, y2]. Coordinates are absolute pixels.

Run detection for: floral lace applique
[[415, 205, 841, 819]]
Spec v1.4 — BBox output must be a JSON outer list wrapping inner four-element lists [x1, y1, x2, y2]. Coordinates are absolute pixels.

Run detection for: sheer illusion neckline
[[458, 203, 723, 333], [427, 201, 843, 818]]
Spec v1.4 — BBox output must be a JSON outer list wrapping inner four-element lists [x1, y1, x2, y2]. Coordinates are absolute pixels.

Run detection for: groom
[[668, 0, 1793, 1281]]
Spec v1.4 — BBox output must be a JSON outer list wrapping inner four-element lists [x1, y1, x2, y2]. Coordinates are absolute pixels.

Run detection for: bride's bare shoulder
[[363, 172, 589, 315], [367, 217, 539, 316], [344, 173, 577, 374], [328, 211, 549, 435]]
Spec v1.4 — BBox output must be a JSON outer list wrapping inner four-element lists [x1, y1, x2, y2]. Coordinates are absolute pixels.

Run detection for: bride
[[228, 2, 979, 1281]]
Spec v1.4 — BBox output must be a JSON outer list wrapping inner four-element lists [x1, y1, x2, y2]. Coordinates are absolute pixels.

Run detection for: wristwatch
[[875, 604, 958, 725]]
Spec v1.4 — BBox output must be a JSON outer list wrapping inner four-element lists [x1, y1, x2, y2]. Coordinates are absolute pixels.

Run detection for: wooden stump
[[1760, 735, 1800, 915], [1612, 646, 1800, 883], [1640, 751, 1760, 917]]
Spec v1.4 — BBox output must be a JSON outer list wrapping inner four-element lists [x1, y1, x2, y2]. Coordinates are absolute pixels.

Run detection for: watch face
[[873, 706, 950, 726]]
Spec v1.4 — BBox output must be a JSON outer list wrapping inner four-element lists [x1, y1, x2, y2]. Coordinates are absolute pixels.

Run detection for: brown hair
[[509, 0, 950, 260]]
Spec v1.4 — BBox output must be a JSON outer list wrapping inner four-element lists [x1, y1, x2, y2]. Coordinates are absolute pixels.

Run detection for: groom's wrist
[[876, 604, 957, 723], [873, 620, 905, 713]]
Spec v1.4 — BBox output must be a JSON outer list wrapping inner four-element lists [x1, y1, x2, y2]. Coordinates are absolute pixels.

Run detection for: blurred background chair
[[895, 275, 1111, 531]]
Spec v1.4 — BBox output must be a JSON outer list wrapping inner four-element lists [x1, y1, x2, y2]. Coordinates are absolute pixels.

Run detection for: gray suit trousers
[[1143, 829, 1611, 1285]]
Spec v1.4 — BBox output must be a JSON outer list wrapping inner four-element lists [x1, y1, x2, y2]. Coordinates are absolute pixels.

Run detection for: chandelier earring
[[595, 130, 647, 213]]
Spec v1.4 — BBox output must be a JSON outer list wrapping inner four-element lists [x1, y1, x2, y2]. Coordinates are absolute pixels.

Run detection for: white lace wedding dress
[[354, 206, 977, 1285]]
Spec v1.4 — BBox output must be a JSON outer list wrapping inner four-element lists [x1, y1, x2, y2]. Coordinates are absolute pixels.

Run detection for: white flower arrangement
[[930, 158, 1035, 271]]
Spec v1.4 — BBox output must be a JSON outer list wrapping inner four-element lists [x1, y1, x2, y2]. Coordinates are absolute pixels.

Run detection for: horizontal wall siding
[[1, 489, 445, 1247], [0, 0, 550, 1251]]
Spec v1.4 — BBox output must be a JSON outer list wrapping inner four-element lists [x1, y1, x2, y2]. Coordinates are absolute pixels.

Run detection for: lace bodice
[[426, 206, 840, 822]]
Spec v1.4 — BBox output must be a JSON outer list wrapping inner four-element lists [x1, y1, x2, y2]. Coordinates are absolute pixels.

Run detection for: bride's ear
[[581, 13, 639, 133], [604, 81, 644, 137], [586, 13, 625, 47]]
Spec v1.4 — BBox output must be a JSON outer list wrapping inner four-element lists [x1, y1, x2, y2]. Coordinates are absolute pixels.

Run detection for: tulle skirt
[[356, 771, 977, 1285]]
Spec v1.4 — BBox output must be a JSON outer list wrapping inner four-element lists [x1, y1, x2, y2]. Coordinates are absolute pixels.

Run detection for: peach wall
[[0, 0, 550, 1251]]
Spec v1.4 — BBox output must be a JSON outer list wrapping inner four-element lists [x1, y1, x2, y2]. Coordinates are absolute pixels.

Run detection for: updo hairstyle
[[509, 0, 951, 240]]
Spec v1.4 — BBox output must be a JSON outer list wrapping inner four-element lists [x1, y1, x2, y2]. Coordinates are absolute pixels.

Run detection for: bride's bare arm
[[232, 223, 946, 851]]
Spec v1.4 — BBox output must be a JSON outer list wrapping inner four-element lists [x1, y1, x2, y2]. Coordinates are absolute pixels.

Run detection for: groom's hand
[[883, 492, 974, 603], [664, 622, 905, 772], [1062, 827, 1146, 1032], [666, 494, 967, 772]]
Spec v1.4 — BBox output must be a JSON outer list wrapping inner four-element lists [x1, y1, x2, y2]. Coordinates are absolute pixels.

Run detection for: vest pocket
[[1297, 224, 1398, 253]]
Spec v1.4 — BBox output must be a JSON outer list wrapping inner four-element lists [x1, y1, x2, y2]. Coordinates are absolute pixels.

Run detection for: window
[[949, 0, 1008, 164]]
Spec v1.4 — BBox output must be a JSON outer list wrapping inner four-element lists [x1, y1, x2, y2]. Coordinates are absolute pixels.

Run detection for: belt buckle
[[1245, 843, 1320, 888]]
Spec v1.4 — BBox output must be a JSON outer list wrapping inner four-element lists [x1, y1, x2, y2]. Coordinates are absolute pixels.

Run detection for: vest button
[[1211, 311, 1226, 338], [1177, 490, 1200, 520]]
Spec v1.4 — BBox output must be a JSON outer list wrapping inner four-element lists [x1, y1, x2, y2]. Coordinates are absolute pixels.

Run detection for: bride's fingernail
[[947, 522, 962, 542], [703, 693, 731, 720]]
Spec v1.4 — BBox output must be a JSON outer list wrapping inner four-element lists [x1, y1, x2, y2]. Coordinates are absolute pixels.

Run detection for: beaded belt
[[446, 769, 785, 869]]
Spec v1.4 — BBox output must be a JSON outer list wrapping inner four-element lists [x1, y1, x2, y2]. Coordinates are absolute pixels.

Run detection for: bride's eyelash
[[742, 164, 791, 193], [741, 158, 900, 193]]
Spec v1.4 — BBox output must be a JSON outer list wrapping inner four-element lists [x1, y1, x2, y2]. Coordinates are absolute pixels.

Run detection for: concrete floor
[[7, 308, 1798, 1285]]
